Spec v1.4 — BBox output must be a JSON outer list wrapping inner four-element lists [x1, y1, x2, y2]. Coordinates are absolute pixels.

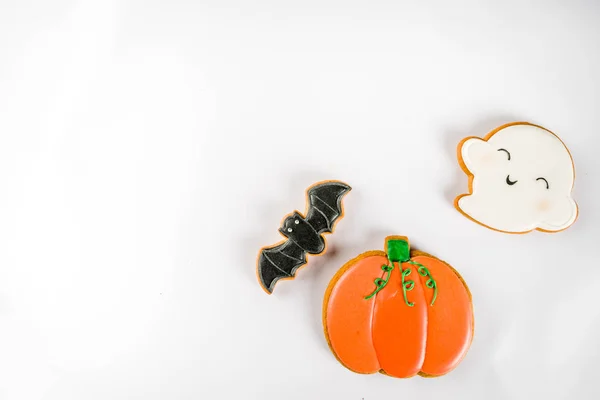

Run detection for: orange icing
[[323, 241, 473, 378]]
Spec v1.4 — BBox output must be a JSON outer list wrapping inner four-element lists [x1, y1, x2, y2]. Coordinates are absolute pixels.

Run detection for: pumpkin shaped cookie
[[322, 236, 473, 378]]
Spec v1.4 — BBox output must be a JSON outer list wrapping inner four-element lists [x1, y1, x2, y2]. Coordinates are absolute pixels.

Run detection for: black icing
[[506, 175, 518, 186], [536, 177, 549, 189], [498, 148, 511, 160], [257, 181, 351, 293]]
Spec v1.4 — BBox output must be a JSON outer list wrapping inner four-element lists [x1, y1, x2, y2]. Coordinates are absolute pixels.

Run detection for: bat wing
[[257, 240, 307, 293], [305, 181, 351, 234]]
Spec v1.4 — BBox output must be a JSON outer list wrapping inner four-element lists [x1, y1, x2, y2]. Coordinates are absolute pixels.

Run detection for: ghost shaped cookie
[[455, 122, 578, 233]]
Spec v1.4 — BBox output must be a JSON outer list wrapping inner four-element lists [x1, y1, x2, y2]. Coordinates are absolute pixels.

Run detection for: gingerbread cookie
[[257, 180, 351, 294], [323, 236, 473, 378], [455, 122, 578, 233]]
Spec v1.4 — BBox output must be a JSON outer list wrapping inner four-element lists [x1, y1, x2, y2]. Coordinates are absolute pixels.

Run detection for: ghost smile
[[505, 175, 518, 185]]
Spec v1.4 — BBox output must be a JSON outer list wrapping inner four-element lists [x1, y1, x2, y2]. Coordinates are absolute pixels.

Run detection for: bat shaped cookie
[[257, 180, 351, 294]]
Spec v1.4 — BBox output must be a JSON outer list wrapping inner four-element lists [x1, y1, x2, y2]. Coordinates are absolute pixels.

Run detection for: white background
[[1, 1, 599, 399]]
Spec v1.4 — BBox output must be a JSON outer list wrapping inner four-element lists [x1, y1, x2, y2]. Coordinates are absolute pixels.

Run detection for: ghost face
[[456, 124, 578, 233]]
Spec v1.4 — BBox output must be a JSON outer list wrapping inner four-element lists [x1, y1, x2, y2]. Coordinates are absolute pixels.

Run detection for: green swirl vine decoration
[[400, 267, 415, 307], [363, 238, 438, 306], [363, 260, 417, 307], [364, 261, 394, 300], [408, 260, 438, 306], [363, 261, 438, 306]]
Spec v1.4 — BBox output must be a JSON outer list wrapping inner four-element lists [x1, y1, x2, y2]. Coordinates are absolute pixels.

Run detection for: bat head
[[279, 212, 324, 254]]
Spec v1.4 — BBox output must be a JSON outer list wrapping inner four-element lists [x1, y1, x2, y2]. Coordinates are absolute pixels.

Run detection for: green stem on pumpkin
[[363, 237, 440, 307], [365, 238, 415, 303]]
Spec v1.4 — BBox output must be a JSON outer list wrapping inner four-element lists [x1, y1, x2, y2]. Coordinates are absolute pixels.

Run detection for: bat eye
[[287, 228, 293, 233], [294, 220, 299, 224]]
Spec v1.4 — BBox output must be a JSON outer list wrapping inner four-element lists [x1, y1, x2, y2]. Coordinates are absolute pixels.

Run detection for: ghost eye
[[497, 148, 511, 160], [287, 228, 293, 232], [294, 220, 299, 224], [536, 177, 549, 189]]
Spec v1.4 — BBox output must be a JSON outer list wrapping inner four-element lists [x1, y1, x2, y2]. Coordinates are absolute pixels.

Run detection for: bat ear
[[278, 227, 290, 238]]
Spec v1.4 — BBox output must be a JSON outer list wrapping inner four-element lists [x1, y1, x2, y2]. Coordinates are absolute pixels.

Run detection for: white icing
[[457, 124, 577, 233]]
